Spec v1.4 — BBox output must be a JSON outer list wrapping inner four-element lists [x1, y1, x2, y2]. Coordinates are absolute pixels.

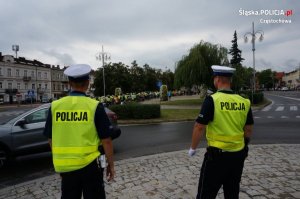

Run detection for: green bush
[[239, 91, 264, 104], [109, 104, 161, 119]]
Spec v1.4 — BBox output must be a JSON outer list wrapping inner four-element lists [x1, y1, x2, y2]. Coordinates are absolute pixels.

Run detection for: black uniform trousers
[[196, 147, 247, 199], [60, 159, 105, 199]]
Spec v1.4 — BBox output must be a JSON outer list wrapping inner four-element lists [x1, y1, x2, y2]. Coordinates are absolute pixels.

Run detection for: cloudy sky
[[0, 0, 299, 72]]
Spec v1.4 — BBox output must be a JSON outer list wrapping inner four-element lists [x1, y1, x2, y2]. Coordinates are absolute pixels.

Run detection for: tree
[[174, 40, 229, 90], [93, 61, 175, 96], [143, 64, 158, 91], [228, 30, 244, 66], [94, 62, 131, 96], [129, 60, 146, 92], [158, 69, 174, 90], [257, 69, 274, 90], [242, 67, 255, 89], [228, 30, 246, 91]]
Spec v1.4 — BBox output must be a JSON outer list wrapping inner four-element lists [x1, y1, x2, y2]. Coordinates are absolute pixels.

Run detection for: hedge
[[109, 104, 161, 119], [240, 91, 264, 104]]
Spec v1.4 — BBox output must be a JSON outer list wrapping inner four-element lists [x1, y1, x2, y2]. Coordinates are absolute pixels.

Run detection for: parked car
[[0, 103, 121, 168], [281, 87, 289, 91]]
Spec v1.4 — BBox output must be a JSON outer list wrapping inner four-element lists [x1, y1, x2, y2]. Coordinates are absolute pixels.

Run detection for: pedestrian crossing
[[275, 106, 284, 111], [261, 105, 300, 112], [254, 116, 300, 119], [290, 106, 298, 111], [255, 104, 300, 120]]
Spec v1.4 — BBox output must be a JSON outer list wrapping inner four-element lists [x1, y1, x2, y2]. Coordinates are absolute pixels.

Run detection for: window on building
[[32, 84, 35, 89], [53, 84, 56, 90], [7, 69, 12, 77], [45, 84, 48, 90], [17, 83, 21, 89], [16, 69, 20, 77], [0, 68, 2, 76], [39, 84, 42, 89], [31, 71, 35, 78], [8, 82, 12, 89], [24, 70, 27, 77], [25, 83, 28, 90], [38, 72, 41, 79], [44, 72, 47, 79], [0, 82, 2, 89], [62, 84, 64, 91]]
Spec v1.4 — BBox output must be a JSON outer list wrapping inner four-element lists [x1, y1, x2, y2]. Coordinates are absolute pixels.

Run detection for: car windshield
[[1, 104, 50, 125]]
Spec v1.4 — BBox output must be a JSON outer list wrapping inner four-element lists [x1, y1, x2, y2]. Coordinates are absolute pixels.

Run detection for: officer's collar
[[217, 89, 234, 94], [69, 90, 87, 96]]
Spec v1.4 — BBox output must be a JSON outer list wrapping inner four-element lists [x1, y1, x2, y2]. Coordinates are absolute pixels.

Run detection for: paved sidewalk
[[0, 144, 299, 199]]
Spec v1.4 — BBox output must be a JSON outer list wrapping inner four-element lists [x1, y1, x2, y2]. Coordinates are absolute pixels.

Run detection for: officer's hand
[[106, 164, 115, 182], [188, 148, 196, 157]]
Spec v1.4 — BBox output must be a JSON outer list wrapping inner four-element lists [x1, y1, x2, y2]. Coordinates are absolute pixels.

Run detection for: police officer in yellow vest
[[189, 65, 254, 199], [43, 64, 115, 199]]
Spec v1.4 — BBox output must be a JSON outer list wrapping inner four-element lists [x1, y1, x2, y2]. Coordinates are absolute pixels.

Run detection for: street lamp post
[[244, 22, 264, 102], [96, 45, 111, 96]]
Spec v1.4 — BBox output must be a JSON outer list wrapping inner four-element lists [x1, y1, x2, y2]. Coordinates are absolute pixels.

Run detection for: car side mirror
[[16, 119, 27, 129]]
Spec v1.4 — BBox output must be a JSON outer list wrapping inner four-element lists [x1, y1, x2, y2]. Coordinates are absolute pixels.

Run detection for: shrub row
[[109, 104, 161, 119], [240, 91, 264, 104]]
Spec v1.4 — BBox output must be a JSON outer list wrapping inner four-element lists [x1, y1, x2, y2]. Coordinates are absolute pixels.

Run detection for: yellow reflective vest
[[206, 91, 251, 152], [51, 96, 100, 173]]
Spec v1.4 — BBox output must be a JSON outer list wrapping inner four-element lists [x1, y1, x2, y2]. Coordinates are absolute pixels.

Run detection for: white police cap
[[64, 64, 91, 81], [212, 65, 235, 77]]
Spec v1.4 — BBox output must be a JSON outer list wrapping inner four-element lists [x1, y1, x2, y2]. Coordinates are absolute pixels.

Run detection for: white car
[[281, 87, 289, 91]]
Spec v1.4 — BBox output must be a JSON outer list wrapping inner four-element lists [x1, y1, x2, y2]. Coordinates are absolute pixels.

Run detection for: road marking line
[[290, 106, 298, 111], [296, 116, 300, 119], [262, 106, 272, 111], [275, 106, 284, 111], [267, 116, 274, 119], [281, 116, 289, 119], [254, 116, 261, 119]]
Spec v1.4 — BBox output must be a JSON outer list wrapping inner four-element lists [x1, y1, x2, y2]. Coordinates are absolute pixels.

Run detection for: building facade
[[0, 52, 97, 104], [282, 68, 300, 90], [0, 55, 52, 104], [51, 66, 69, 99]]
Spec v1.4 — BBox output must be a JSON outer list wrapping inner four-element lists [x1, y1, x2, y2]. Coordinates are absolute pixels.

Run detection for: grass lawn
[[161, 109, 199, 120], [160, 98, 203, 106]]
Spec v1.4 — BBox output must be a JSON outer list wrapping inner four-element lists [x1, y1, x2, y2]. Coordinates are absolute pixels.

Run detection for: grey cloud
[[42, 49, 75, 66], [0, 0, 299, 72]]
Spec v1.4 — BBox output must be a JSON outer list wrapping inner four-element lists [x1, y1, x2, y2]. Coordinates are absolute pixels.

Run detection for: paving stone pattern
[[0, 144, 299, 199]]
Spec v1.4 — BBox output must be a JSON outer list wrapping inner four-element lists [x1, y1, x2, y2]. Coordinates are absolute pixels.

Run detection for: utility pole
[[96, 45, 111, 96]]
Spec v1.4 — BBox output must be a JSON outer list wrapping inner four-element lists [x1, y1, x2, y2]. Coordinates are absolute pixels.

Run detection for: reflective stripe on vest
[[206, 92, 250, 152], [51, 96, 100, 173]]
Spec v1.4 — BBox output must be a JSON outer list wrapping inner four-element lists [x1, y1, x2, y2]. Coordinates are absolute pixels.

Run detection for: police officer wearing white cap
[[189, 65, 254, 199], [43, 64, 115, 199]]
